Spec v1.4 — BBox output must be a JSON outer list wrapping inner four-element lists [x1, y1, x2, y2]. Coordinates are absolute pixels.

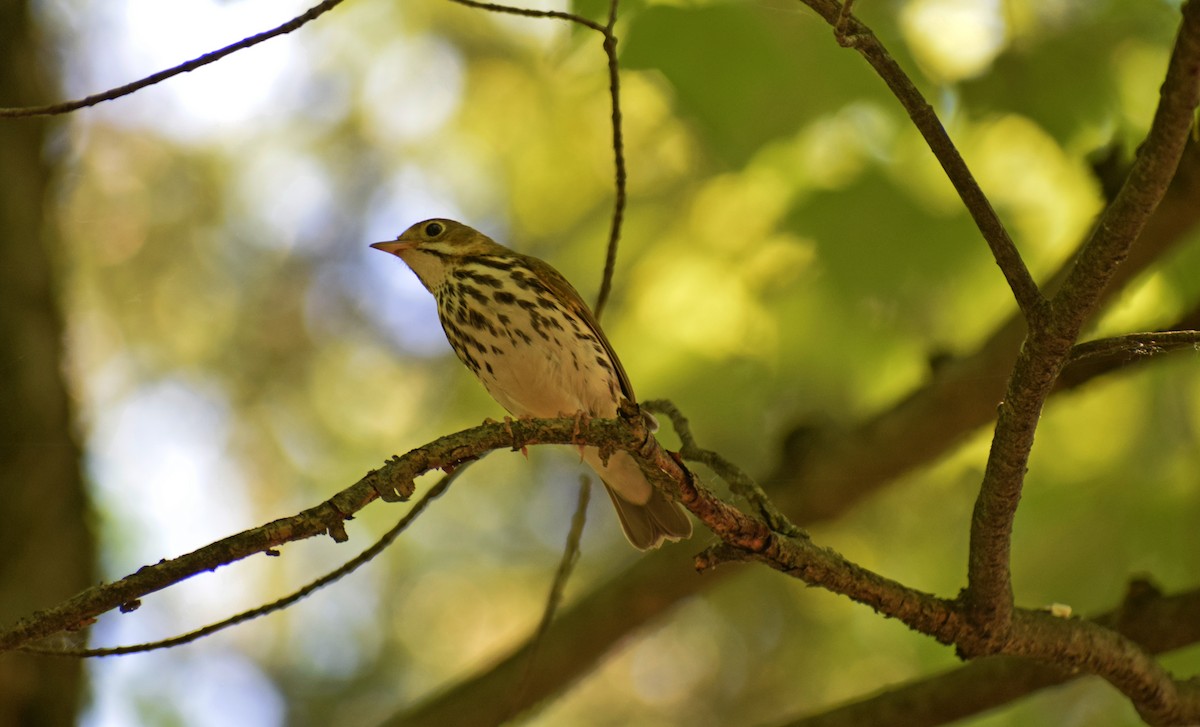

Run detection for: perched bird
[[371, 218, 692, 549]]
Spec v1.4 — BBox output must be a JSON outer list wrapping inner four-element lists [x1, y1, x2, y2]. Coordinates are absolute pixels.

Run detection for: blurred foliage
[[31, 0, 1200, 725]]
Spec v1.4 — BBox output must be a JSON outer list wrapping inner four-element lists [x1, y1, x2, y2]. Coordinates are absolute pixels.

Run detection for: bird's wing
[[521, 253, 638, 404]]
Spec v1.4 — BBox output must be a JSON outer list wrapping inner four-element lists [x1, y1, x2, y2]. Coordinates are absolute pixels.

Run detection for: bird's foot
[[506, 416, 529, 458], [571, 410, 592, 461], [484, 415, 528, 457]]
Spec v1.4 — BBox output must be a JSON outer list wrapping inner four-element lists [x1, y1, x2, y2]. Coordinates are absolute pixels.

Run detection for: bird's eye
[[424, 221, 445, 237]]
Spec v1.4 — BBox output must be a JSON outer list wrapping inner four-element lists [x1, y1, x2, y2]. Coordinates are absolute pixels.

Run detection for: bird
[[370, 218, 692, 549]]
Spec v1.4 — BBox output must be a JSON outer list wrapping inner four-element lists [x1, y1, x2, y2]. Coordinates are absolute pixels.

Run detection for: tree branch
[[1054, 6, 1200, 330], [20, 402, 1197, 720], [668, 414, 1200, 723], [0, 415, 649, 651], [1068, 330, 1200, 366], [385, 402, 1200, 724], [797, 0, 1044, 321], [17, 468, 463, 658], [0, 0, 346, 118], [593, 0, 628, 321], [446, 0, 605, 32], [503, 476, 591, 722], [964, 0, 1200, 643], [1059, 304, 1200, 390], [779, 581, 1200, 727], [644, 398, 804, 538], [394, 13, 1200, 727]]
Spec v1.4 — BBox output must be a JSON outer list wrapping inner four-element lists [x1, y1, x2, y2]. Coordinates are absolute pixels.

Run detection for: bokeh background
[[4, 0, 1200, 724]]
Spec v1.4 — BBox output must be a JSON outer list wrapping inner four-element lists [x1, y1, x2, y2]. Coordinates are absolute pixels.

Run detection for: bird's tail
[[583, 448, 692, 550]]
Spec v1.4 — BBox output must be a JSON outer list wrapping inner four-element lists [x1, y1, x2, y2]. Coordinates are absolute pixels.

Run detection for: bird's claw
[[571, 410, 592, 460], [487, 415, 529, 457]]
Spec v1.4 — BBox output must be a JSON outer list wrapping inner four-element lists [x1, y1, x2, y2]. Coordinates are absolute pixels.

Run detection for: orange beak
[[369, 240, 412, 254]]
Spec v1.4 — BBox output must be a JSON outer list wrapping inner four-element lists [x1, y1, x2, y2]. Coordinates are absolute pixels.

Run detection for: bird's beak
[[369, 240, 411, 254]]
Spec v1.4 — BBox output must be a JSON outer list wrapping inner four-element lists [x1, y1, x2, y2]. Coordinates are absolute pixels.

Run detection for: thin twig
[[1058, 305, 1200, 389], [799, 0, 1044, 321], [506, 476, 591, 720], [441, 0, 627, 322], [593, 0, 628, 321], [834, 0, 855, 37], [0, 0, 347, 118], [447, 0, 605, 32], [1067, 330, 1200, 364], [0, 414, 652, 652], [643, 399, 805, 538], [20, 467, 466, 657]]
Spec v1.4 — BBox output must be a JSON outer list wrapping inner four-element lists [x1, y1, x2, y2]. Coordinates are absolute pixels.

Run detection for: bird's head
[[371, 218, 504, 290]]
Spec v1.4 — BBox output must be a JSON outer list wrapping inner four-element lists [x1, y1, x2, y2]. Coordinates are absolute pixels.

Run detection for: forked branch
[[965, 0, 1200, 644]]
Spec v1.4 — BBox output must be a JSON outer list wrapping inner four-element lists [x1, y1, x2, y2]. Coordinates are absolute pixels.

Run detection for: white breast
[[434, 267, 622, 419]]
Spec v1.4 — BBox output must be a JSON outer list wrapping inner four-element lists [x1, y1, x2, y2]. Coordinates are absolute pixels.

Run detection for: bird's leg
[[508, 416, 528, 458], [483, 415, 528, 457], [570, 410, 592, 461]]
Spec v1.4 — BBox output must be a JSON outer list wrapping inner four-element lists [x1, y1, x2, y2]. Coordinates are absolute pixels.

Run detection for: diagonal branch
[[18, 468, 463, 658], [382, 400, 1200, 725], [796, 0, 1044, 321], [1054, 12, 1200, 330], [0, 0, 346, 118], [0, 415, 647, 652], [446, 0, 604, 32], [657, 411, 1200, 724], [19, 391, 1182, 724], [678, 456, 1200, 724]]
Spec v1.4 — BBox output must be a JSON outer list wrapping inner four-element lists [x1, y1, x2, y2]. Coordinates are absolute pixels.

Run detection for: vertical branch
[[443, 0, 626, 321], [593, 0, 627, 321], [505, 476, 591, 721]]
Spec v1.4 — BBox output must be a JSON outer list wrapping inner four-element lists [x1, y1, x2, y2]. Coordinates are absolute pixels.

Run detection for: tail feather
[[603, 482, 692, 550], [583, 447, 692, 550]]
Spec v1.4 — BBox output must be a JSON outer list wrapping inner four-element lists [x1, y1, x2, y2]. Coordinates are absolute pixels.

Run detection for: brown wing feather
[[517, 252, 638, 404]]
